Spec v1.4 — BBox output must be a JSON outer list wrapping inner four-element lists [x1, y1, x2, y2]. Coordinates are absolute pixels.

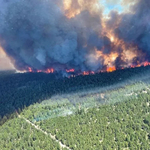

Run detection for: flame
[[95, 50, 119, 67], [46, 68, 54, 73], [81, 71, 95, 76], [11, 1, 150, 75], [27, 67, 54, 74], [95, 13, 147, 71], [66, 69, 75, 73], [26, 0, 150, 75], [107, 66, 116, 72], [18, 1, 150, 75], [110, 36, 115, 42], [143, 62, 150, 67], [28, 67, 33, 72], [24, 61, 150, 76]]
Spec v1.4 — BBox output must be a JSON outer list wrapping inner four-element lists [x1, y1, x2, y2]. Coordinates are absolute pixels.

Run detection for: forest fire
[[25, 61, 150, 76], [107, 66, 116, 72], [27, 68, 54, 74], [28, 67, 32, 73], [61, 0, 150, 75], [1, 0, 150, 76], [66, 69, 75, 73]]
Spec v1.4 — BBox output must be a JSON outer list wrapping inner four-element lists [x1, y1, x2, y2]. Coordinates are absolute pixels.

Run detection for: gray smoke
[[0, 0, 150, 72], [0, 0, 105, 72], [115, 0, 150, 58]]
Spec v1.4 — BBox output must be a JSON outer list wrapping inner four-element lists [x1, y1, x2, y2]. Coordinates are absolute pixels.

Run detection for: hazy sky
[[0, 47, 14, 70], [100, 0, 136, 15]]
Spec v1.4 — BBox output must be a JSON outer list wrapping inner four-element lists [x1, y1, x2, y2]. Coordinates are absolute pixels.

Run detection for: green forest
[[0, 66, 150, 125], [0, 67, 150, 149]]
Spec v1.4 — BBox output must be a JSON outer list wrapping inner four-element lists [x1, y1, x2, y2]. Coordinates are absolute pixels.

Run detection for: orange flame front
[[66, 69, 75, 73]]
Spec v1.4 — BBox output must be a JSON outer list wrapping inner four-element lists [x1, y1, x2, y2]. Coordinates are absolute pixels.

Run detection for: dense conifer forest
[[0, 66, 150, 149], [0, 66, 150, 124]]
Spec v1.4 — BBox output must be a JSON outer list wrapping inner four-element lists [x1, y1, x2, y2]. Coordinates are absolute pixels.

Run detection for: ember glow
[[27, 68, 54, 74], [0, 0, 150, 74], [107, 66, 116, 72], [24, 61, 150, 75], [66, 69, 75, 73]]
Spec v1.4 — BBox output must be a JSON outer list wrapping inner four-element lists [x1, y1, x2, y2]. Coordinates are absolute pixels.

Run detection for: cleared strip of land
[[16, 111, 71, 150]]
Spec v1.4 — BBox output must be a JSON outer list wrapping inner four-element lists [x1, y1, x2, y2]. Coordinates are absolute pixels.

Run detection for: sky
[[0, 47, 14, 70], [100, 0, 123, 15]]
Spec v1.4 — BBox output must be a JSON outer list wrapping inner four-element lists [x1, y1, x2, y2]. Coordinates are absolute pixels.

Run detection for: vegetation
[[0, 118, 67, 150], [1, 66, 150, 125], [1, 85, 150, 149], [17, 82, 149, 150], [0, 67, 150, 149]]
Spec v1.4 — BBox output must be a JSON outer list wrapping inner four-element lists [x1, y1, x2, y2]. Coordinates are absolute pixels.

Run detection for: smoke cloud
[[0, 0, 149, 72], [116, 0, 150, 54]]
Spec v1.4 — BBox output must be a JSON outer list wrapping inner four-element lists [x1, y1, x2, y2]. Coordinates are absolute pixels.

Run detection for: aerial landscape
[[0, 0, 150, 149]]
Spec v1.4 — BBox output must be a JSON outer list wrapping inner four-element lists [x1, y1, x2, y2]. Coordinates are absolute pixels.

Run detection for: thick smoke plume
[[0, 0, 150, 73], [116, 0, 150, 55]]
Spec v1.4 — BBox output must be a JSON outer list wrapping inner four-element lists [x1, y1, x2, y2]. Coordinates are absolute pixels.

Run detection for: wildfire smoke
[[0, 0, 150, 74]]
